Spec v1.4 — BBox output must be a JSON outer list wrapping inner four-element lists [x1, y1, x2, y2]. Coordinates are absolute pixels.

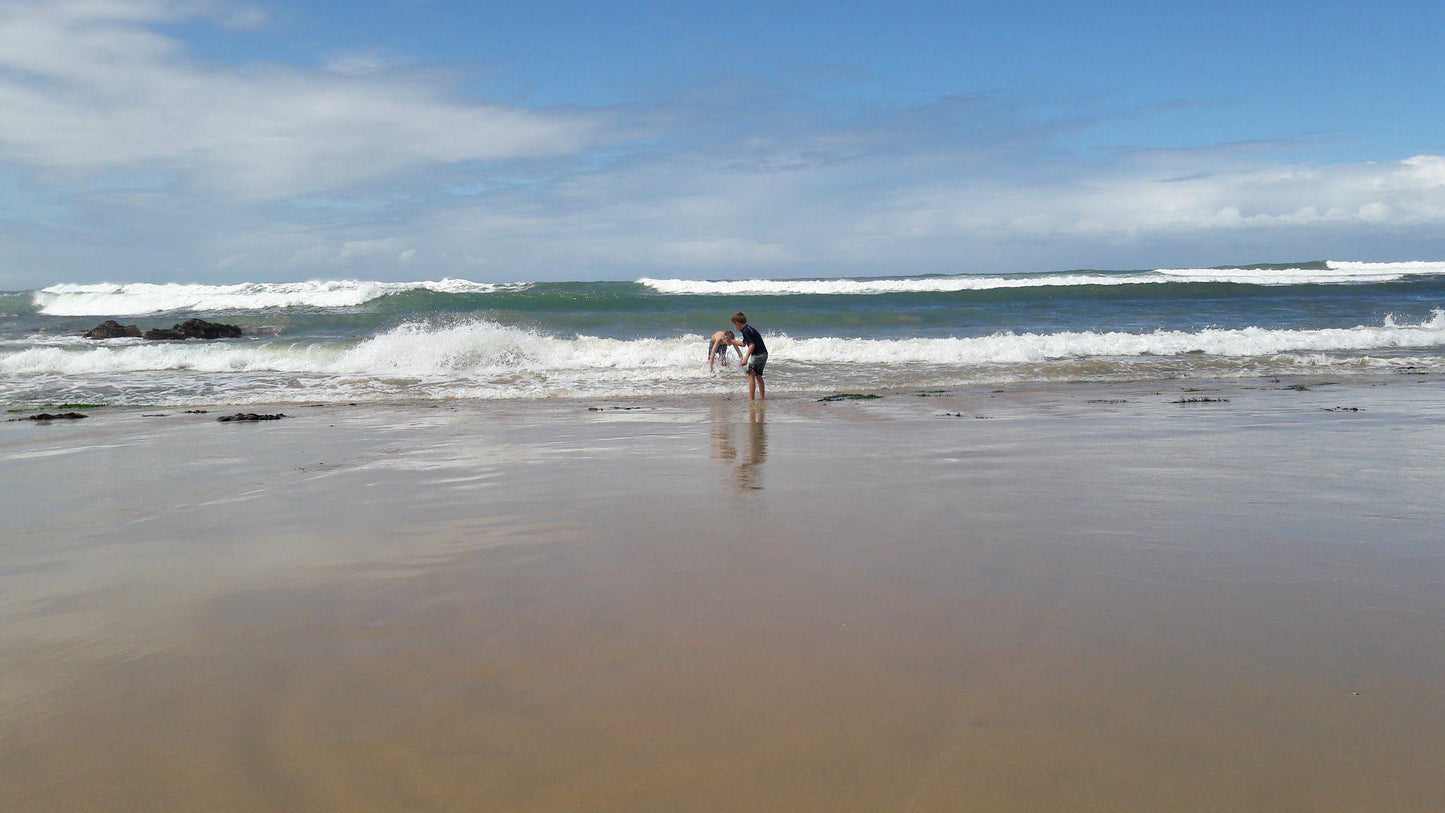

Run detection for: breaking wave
[[5, 312, 1444, 379], [638, 260, 1445, 295], [31, 279, 522, 316]]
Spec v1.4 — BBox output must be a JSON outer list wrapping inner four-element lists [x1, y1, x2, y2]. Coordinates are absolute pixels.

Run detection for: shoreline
[[3, 374, 1443, 810], [5, 367, 1441, 412]]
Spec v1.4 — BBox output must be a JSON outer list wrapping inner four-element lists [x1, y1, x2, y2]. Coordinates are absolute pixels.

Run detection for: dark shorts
[[746, 352, 767, 375]]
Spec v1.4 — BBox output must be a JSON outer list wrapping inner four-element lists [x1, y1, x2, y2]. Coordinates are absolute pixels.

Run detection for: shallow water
[[5, 262, 1445, 406]]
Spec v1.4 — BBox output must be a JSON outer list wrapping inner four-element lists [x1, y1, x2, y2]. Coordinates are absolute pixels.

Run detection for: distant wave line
[[639, 260, 1445, 295], [31, 279, 526, 316]]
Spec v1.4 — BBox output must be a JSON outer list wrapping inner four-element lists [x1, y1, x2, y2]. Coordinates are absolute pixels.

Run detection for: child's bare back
[[708, 330, 741, 371]]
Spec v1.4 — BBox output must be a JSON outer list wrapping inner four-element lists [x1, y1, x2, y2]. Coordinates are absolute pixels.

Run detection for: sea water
[[2, 261, 1444, 406]]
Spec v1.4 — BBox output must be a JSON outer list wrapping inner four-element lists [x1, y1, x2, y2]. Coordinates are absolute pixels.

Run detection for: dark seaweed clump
[[216, 413, 288, 422]]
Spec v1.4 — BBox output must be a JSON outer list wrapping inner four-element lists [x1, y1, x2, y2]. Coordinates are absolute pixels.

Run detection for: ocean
[[3, 260, 1444, 407]]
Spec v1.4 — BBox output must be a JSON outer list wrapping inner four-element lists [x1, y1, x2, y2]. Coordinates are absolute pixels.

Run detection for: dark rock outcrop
[[144, 319, 243, 340], [15, 412, 88, 421], [216, 412, 287, 422], [83, 320, 142, 339]]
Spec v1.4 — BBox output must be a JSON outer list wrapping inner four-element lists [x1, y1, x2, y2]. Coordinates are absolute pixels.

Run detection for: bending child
[[708, 329, 742, 372]]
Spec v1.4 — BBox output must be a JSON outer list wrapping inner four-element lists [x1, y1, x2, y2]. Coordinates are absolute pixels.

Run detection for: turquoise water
[[3, 262, 1444, 405]]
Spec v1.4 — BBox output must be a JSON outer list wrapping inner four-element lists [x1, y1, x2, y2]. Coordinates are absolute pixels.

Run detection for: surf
[[30, 279, 524, 316], [638, 260, 1445, 296], [7, 312, 1445, 377]]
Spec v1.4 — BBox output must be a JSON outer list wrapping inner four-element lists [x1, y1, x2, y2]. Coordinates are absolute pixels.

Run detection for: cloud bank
[[0, 0, 604, 200], [1, 1, 1443, 287]]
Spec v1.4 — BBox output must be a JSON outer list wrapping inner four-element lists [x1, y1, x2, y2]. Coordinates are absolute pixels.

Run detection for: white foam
[[780, 311, 1445, 364], [5, 312, 1444, 381], [31, 279, 520, 316], [1326, 260, 1445, 274], [1152, 261, 1445, 285], [637, 274, 1166, 295], [639, 260, 1445, 295]]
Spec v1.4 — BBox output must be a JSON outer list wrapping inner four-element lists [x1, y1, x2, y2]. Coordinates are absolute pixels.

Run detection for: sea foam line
[[31, 279, 523, 316], [4, 312, 1444, 377], [639, 260, 1445, 295], [638, 273, 1166, 295]]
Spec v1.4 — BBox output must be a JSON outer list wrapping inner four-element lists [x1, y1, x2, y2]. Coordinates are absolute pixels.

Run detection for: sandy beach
[[2, 378, 1443, 811]]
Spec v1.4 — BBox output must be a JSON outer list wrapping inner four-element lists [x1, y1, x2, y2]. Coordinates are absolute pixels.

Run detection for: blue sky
[[2, 0, 1444, 288]]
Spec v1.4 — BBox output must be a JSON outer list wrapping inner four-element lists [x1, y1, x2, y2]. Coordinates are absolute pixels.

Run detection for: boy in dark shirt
[[730, 312, 767, 401]]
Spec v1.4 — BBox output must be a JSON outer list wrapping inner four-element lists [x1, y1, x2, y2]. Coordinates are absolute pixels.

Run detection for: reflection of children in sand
[[710, 402, 767, 490]]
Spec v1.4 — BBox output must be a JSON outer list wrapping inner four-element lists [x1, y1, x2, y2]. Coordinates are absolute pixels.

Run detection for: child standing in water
[[730, 312, 767, 400], [708, 329, 741, 372]]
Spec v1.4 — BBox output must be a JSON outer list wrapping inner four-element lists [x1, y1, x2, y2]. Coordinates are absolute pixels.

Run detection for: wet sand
[[2, 379, 1443, 811]]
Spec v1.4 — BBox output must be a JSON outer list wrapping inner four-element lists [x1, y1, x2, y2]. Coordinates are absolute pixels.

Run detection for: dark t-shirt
[[740, 324, 767, 356]]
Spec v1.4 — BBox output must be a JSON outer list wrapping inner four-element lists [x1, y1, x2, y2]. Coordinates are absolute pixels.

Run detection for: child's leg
[[757, 373, 765, 400]]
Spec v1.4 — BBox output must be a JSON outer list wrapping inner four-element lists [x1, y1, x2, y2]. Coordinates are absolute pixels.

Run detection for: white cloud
[[0, 0, 609, 199], [854, 152, 1445, 243], [282, 236, 419, 268], [323, 49, 399, 77], [0, 4, 1443, 287], [143, 145, 1445, 285]]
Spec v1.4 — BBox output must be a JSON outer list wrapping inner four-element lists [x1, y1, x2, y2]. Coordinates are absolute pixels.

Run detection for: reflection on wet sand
[[6, 390, 1445, 811], [710, 402, 736, 464], [709, 401, 768, 490]]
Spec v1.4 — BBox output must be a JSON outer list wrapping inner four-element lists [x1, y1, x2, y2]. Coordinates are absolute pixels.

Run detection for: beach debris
[[142, 413, 168, 417], [183, 409, 209, 414], [914, 390, 949, 397], [82, 320, 142, 339], [818, 393, 880, 402], [1175, 397, 1229, 404], [144, 318, 243, 341], [1323, 406, 1362, 412], [216, 412, 287, 422], [587, 406, 645, 411], [1087, 399, 1128, 404], [943, 413, 992, 419], [12, 412, 88, 421]]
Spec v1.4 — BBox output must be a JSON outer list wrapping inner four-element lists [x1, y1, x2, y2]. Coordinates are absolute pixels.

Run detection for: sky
[[1, 0, 1444, 289]]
